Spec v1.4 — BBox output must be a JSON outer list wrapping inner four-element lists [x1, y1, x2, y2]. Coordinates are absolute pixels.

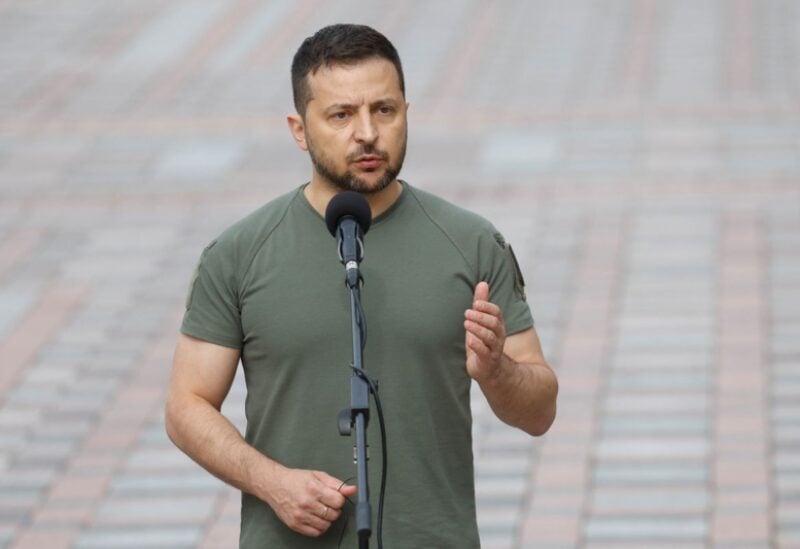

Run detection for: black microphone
[[325, 191, 372, 287]]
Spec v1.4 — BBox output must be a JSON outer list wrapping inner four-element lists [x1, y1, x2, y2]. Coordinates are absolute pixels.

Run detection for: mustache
[[346, 146, 389, 162]]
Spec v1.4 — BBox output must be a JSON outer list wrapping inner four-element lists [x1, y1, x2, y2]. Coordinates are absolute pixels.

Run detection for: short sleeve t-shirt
[[182, 182, 533, 548]]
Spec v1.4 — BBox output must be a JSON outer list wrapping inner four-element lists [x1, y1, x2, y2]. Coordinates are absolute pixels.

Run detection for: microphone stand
[[338, 265, 372, 548]]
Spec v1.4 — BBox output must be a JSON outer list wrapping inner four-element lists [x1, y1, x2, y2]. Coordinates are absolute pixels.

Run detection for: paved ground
[[1, 1, 799, 547]]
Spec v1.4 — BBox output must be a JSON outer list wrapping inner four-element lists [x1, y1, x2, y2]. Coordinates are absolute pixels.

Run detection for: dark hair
[[291, 24, 405, 117]]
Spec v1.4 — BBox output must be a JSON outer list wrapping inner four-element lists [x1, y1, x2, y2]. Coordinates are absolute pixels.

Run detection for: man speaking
[[165, 24, 558, 548]]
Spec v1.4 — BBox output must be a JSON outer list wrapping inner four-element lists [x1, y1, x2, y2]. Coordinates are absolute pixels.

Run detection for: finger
[[466, 331, 492, 357], [464, 309, 502, 332], [301, 513, 331, 535], [294, 524, 325, 538], [472, 299, 502, 319], [313, 472, 352, 509], [322, 505, 343, 522], [317, 503, 341, 522], [473, 281, 490, 303], [315, 489, 344, 511], [314, 471, 351, 492], [288, 508, 328, 537], [325, 506, 343, 522], [464, 320, 500, 348]]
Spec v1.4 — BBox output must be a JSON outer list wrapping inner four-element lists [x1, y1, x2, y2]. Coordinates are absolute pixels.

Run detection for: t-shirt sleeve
[[478, 227, 534, 336], [181, 239, 244, 349]]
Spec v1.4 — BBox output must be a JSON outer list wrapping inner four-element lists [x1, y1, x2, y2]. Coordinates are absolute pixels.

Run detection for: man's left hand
[[464, 281, 506, 383]]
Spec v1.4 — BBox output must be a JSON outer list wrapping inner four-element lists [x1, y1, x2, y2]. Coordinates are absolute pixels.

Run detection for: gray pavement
[[1, 1, 799, 547]]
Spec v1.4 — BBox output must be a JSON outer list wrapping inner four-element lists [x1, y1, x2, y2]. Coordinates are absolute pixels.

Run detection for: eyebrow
[[324, 97, 400, 113]]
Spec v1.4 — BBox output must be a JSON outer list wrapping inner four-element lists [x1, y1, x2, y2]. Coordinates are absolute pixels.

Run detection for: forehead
[[306, 57, 403, 108]]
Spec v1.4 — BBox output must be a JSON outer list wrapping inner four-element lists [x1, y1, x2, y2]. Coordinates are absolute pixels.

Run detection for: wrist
[[476, 353, 513, 389], [249, 455, 285, 505]]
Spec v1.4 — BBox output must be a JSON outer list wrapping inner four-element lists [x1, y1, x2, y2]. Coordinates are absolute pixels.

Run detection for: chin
[[343, 171, 397, 195]]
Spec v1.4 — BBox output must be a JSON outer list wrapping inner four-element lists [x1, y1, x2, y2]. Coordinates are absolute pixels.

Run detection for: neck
[[304, 177, 403, 219]]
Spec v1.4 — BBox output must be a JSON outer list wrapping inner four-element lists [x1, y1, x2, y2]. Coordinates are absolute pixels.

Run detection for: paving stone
[[476, 504, 520, 531], [778, 529, 800, 548], [607, 370, 709, 391], [0, 489, 40, 507], [5, 385, 62, 406], [22, 366, 79, 386], [475, 478, 529, 503], [714, 487, 771, 512], [583, 544, 705, 549], [154, 141, 246, 181], [593, 462, 707, 485], [9, 526, 81, 549], [0, 290, 36, 341], [611, 352, 710, 371], [0, 433, 27, 452], [772, 447, 800, 471], [585, 517, 707, 541], [0, 469, 56, 491], [592, 487, 709, 515], [601, 415, 707, 436], [94, 495, 217, 525], [11, 440, 75, 467], [614, 330, 714, 351], [73, 527, 202, 549], [108, 473, 223, 495], [475, 455, 532, 477], [124, 448, 201, 471], [772, 405, 800, 424], [603, 394, 708, 415], [595, 437, 709, 460], [0, 523, 15, 546]]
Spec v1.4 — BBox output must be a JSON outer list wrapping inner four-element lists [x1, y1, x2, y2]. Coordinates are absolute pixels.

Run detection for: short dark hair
[[291, 24, 405, 117]]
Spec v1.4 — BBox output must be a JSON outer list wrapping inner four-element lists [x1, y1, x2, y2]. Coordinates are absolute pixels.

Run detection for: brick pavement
[[1, 1, 799, 548]]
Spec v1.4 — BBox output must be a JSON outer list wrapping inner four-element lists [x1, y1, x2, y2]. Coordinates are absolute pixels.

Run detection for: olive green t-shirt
[[181, 182, 533, 548]]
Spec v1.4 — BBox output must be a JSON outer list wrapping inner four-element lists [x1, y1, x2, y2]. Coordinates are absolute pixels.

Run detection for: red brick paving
[[1, 2, 799, 548]]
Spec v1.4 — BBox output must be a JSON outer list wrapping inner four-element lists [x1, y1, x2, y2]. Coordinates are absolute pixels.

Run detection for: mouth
[[353, 155, 384, 170]]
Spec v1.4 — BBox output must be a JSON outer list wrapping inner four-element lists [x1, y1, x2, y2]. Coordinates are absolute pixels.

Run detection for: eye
[[377, 105, 395, 115], [331, 111, 349, 121]]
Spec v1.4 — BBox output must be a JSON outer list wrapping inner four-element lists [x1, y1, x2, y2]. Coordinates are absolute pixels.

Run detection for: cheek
[[314, 134, 346, 158], [387, 125, 408, 152]]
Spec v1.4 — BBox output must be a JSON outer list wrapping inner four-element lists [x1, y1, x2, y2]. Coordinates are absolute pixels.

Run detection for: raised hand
[[464, 281, 506, 383]]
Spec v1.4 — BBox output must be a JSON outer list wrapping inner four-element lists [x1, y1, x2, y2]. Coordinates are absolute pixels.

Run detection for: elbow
[[526, 404, 556, 436]]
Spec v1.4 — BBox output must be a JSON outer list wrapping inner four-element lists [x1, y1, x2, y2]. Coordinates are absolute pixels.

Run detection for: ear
[[287, 113, 308, 151]]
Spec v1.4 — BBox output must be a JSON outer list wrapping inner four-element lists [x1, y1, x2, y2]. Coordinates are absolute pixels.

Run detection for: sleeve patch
[[507, 245, 527, 301]]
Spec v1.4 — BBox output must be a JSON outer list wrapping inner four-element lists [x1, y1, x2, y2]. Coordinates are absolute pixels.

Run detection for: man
[[166, 24, 557, 548]]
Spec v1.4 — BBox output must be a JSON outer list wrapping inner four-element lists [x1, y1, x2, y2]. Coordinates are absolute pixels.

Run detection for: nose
[[353, 109, 377, 144]]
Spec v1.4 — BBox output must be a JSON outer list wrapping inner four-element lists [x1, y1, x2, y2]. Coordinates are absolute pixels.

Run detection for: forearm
[[478, 354, 558, 436], [165, 393, 281, 502]]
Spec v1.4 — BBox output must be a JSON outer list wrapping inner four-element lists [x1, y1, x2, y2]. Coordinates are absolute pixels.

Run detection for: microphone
[[325, 191, 372, 287]]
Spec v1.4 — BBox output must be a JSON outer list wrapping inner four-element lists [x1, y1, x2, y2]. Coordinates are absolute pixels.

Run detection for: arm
[[464, 282, 558, 436], [165, 333, 356, 537]]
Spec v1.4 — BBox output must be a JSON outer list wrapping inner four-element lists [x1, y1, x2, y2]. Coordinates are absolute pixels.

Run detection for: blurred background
[[1, 1, 798, 547]]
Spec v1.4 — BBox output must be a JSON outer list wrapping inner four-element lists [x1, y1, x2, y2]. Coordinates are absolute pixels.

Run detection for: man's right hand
[[167, 335, 358, 539], [264, 467, 357, 537]]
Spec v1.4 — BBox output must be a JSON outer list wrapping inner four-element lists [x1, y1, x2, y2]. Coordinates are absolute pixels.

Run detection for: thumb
[[314, 471, 358, 496], [474, 281, 490, 303]]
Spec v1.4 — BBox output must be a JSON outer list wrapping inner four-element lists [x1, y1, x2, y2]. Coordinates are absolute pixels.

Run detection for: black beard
[[307, 138, 407, 195]]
